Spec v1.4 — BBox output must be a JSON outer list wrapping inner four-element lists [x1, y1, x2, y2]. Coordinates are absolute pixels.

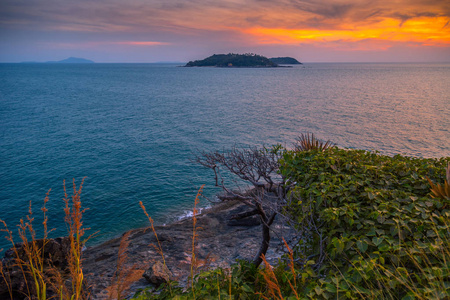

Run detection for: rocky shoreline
[[82, 199, 296, 299]]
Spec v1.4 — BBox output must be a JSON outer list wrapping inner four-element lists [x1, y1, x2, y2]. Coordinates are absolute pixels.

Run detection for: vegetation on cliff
[[1, 134, 449, 299], [185, 53, 278, 67], [135, 137, 450, 299]]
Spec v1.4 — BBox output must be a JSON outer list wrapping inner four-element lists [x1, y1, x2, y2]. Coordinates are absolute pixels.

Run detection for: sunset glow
[[243, 17, 450, 46], [1, 0, 449, 62]]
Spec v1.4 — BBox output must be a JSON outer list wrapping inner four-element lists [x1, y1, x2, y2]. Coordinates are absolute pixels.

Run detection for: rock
[[0, 237, 72, 299], [81, 200, 296, 299], [3, 237, 71, 268], [143, 261, 172, 286], [227, 215, 261, 227]]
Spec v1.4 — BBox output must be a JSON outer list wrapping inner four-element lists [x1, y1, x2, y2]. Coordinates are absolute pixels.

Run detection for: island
[[185, 53, 278, 67], [49, 57, 95, 64], [22, 57, 95, 64], [269, 57, 302, 64]]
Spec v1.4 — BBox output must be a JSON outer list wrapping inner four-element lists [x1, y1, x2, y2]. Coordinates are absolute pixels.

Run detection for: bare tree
[[195, 145, 290, 267]]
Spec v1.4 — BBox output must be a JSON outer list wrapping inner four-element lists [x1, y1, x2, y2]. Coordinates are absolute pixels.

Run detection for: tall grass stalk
[[228, 270, 232, 300], [0, 218, 32, 297], [0, 191, 52, 300], [282, 238, 299, 299], [0, 257, 13, 299], [139, 202, 166, 268], [0, 179, 92, 300], [139, 200, 176, 297], [215, 271, 221, 300], [336, 217, 450, 299], [190, 184, 205, 298], [260, 254, 283, 300], [16, 199, 49, 300], [108, 231, 144, 300], [62, 178, 92, 300]]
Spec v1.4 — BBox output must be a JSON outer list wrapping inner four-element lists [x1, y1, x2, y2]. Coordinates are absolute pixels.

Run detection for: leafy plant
[[280, 148, 450, 299], [133, 260, 263, 300], [134, 147, 449, 300], [292, 133, 334, 152]]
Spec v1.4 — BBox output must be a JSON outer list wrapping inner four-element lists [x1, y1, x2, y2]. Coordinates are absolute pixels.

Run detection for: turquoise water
[[1, 63, 449, 251]]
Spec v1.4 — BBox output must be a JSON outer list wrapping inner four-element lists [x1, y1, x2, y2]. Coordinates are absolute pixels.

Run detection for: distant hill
[[154, 61, 185, 64], [269, 57, 302, 64], [47, 57, 95, 64], [185, 53, 278, 68]]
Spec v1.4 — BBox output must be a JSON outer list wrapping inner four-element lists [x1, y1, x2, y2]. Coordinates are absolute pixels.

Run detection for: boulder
[[143, 261, 172, 286]]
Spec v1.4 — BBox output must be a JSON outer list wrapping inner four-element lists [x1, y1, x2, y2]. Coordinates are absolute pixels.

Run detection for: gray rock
[[81, 200, 297, 299], [143, 261, 172, 286], [227, 215, 261, 227]]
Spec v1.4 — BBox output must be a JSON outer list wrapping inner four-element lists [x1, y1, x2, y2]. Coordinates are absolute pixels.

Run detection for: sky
[[1, 0, 449, 63]]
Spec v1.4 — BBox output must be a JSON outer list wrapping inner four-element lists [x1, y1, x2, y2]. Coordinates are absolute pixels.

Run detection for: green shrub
[[132, 148, 449, 300], [280, 148, 450, 299], [132, 260, 264, 300]]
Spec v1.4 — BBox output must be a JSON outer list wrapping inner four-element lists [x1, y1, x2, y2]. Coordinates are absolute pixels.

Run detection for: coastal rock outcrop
[[82, 200, 297, 299]]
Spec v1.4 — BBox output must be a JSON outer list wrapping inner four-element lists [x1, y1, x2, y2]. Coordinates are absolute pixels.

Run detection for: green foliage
[[132, 260, 264, 300], [132, 147, 449, 300], [281, 148, 450, 299]]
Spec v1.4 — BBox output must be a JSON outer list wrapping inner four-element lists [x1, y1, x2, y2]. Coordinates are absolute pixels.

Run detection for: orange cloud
[[2, 0, 450, 62], [241, 16, 450, 47]]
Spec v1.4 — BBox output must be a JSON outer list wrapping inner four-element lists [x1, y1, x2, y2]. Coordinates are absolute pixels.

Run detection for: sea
[[1, 62, 449, 252]]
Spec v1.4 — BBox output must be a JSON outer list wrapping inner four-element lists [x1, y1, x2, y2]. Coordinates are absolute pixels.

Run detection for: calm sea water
[[1, 63, 449, 251]]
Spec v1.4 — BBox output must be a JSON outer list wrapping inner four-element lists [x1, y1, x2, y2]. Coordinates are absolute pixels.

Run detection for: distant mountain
[[185, 53, 279, 68], [47, 57, 95, 64], [154, 61, 185, 64], [269, 57, 302, 64]]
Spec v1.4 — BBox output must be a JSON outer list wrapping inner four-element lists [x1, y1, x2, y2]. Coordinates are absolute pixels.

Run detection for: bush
[[133, 148, 449, 299], [133, 260, 264, 299], [280, 148, 450, 299]]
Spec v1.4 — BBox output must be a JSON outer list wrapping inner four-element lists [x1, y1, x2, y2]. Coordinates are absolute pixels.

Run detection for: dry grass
[[257, 238, 301, 300], [139, 201, 166, 268], [108, 232, 145, 300], [282, 237, 299, 299], [259, 254, 283, 300], [0, 191, 52, 300], [136, 186, 211, 299], [0, 178, 93, 300], [190, 184, 205, 297], [61, 178, 94, 300], [0, 257, 13, 299]]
